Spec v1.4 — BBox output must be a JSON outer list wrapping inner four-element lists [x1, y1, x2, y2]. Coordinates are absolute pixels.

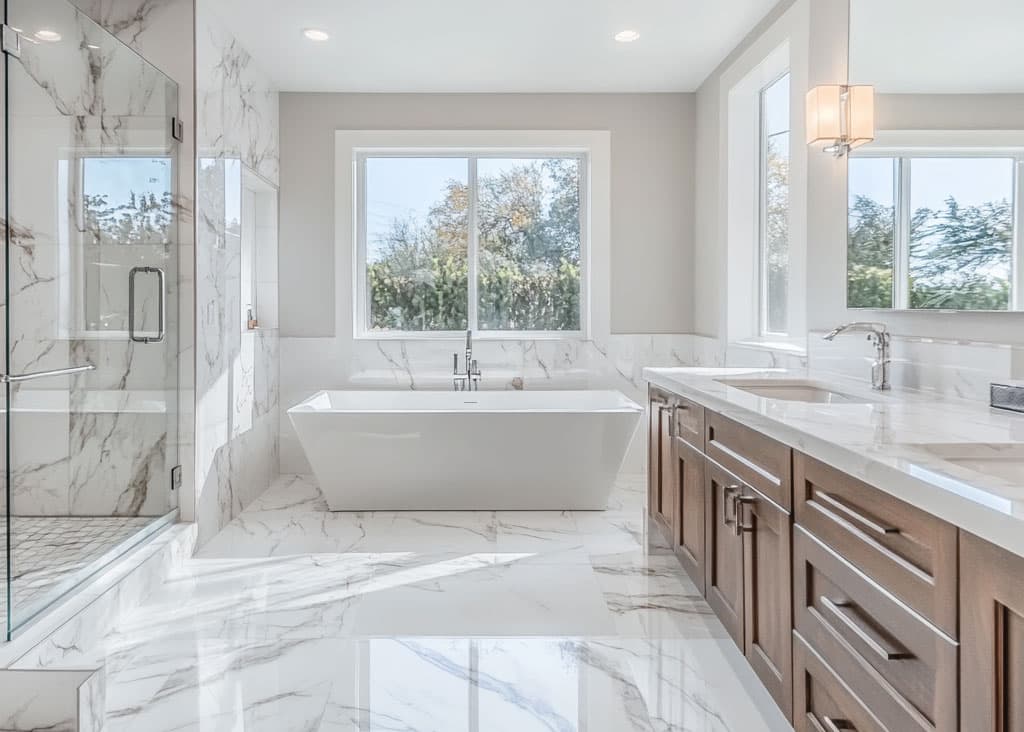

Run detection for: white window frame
[[758, 70, 792, 337], [353, 147, 590, 340], [850, 130, 1024, 311]]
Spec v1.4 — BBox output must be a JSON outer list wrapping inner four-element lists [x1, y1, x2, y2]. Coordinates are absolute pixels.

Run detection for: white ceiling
[[211, 0, 779, 93], [850, 0, 1024, 93]]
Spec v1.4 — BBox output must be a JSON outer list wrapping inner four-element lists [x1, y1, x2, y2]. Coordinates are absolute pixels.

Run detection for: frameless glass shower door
[[2, 0, 180, 639]]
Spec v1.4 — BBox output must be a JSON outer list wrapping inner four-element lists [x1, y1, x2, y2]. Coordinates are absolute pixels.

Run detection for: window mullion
[[894, 157, 911, 309], [468, 156, 479, 331]]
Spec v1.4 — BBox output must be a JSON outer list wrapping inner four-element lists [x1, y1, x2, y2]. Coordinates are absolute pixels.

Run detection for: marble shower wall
[[195, 4, 280, 544], [69, 0, 199, 522], [1, 0, 193, 516], [279, 334, 694, 476]]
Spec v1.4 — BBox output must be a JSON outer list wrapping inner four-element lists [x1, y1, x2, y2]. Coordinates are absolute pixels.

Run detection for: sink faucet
[[453, 329, 482, 391], [823, 322, 891, 391]]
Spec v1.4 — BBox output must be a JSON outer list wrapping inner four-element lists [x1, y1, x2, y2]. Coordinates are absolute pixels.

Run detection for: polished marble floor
[[30, 475, 790, 731]]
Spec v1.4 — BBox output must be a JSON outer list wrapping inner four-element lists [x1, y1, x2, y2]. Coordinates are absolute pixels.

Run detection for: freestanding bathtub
[[288, 390, 643, 511]]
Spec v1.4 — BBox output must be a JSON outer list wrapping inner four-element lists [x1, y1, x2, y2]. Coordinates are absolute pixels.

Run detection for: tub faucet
[[453, 329, 482, 391], [823, 321, 891, 391]]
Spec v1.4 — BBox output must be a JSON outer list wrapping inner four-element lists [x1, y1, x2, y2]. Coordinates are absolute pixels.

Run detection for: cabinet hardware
[[819, 596, 911, 661], [815, 490, 899, 538], [733, 494, 756, 535], [722, 484, 741, 528], [821, 717, 855, 732]]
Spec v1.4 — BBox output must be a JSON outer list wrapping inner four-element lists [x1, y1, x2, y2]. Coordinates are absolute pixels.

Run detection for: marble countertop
[[643, 367, 1024, 560]]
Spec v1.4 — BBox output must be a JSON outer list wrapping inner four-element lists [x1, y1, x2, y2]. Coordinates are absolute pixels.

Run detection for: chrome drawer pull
[[815, 491, 900, 537], [733, 494, 756, 535], [722, 484, 741, 528], [820, 596, 911, 661], [822, 717, 855, 732]]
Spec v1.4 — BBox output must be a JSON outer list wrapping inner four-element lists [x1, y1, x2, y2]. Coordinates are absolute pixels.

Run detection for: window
[[759, 73, 791, 336], [849, 153, 1018, 310], [77, 156, 173, 336], [356, 152, 585, 336]]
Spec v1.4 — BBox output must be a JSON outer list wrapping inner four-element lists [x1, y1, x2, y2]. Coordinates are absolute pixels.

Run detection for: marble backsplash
[[280, 334, 694, 476], [809, 330, 1024, 403]]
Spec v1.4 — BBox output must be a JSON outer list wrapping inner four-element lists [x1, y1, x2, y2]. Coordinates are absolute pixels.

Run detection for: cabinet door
[[672, 435, 706, 592], [648, 396, 676, 540], [961, 532, 1024, 731], [740, 487, 793, 721], [705, 460, 745, 648]]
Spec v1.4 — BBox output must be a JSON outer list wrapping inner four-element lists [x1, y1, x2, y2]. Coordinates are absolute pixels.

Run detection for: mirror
[[847, 0, 1024, 311]]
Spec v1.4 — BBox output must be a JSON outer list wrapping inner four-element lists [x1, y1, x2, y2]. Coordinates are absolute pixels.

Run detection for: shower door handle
[[128, 266, 166, 344]]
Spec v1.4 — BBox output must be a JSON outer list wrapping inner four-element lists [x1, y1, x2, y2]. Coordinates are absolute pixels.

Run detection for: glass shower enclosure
[[1, 0, 180, 639]]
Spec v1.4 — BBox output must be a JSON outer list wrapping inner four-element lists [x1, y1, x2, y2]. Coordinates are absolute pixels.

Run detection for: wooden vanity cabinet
[[961, 531, 1024, 732], [671, 434, 706, 591], [740, 483, 793, 720], [647, 387, 677, 541], [705, 459, 746, 647], [705, 456, 794, 720]]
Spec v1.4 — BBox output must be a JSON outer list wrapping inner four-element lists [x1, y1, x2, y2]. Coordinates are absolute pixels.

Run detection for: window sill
[[731, 337, 807, 356], [354, 331, 588, 342]]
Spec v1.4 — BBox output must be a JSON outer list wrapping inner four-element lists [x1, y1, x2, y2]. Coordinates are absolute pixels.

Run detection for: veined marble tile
[[351, 551, 617, 637]]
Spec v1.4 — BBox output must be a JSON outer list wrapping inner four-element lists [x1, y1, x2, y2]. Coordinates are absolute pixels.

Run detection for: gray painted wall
[[278, 93, 696, 337]]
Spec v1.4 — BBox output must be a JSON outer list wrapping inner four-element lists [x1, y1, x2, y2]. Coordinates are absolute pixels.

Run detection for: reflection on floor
[[2, 516, 154, 623], [30, 475, 790, 730]]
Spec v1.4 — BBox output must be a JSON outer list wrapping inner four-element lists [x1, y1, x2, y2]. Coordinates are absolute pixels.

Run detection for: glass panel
[[760, 74, 790, 335], [2, 0, 179, 638], [848, 157, 896, 308], [364, 157, 469, 332], [477, 157, 582, 331], [908, 158, 1014, 310]]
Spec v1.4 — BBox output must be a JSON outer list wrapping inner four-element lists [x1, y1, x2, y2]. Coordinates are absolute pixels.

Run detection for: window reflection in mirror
[[848, 154, 1016, 311], [847, 0, 1024, 312]]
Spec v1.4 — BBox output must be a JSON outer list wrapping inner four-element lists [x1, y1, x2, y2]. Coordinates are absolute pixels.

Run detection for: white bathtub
[[288, 390, 643, 511]]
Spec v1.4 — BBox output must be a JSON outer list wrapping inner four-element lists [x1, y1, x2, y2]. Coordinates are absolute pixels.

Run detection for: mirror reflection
[[847, 0, 1024, 311]]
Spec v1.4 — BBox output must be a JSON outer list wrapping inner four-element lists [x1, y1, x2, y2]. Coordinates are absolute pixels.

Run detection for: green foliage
[[367, 158, 581, 332], [847, 191, 1012, 311], [83, 189, 173, 246]]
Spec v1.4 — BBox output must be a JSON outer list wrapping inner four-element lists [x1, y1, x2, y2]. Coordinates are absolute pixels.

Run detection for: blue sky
[[849, 156, 1015, 210], [84, 157, 171, 208]]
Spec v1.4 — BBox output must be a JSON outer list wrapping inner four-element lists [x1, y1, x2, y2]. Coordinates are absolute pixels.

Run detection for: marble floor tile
[[21, 475, 791, 731]]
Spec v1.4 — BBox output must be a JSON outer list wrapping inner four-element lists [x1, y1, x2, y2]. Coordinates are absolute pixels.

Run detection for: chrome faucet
[[823, 322, 891, 391], [453, 329, 482, 391]]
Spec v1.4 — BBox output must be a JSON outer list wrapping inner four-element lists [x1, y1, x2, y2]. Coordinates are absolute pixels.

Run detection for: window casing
[[849, 147, 1023, 311], [355, 151, 588, 338], [758, 72, 791, 336]]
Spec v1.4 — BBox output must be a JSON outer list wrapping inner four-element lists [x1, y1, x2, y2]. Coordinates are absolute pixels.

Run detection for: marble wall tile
[[0, 668, 103, 732], [279, 333, 694, 476], [809, 331, 1024, 402], [0, 0, 190, 517], [193, 6, 280, 544]]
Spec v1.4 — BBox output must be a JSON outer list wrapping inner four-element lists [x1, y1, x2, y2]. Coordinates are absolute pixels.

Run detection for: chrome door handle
[[129, 266, 166, 343], [1, 363, 95, 384]]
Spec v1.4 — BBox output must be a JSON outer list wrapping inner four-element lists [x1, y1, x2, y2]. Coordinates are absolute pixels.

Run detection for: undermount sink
[[714, 379, 875, 405], [914, 443, 1024, 485]]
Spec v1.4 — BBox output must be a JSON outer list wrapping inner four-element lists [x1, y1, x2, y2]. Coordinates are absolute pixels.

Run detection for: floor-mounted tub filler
[[288, 390, 643, 510]]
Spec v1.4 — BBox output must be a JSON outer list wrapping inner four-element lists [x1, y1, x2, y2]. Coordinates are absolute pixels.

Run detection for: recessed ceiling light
[[34, 29, 62, 42], [302, 28, 330, 42], [614, 29, 640, 43]]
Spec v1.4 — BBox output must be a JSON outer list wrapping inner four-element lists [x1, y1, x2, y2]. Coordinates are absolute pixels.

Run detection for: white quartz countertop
[[643, 367, 1024, 560]]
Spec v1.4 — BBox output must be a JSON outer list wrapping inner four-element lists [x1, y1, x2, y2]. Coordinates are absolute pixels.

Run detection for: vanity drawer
[[705, 411, 792, 510], [794, 527, 957, 731], [793, 454, 958, 637], [794, 633, 885, 732], [672, 394, 705, 448]]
